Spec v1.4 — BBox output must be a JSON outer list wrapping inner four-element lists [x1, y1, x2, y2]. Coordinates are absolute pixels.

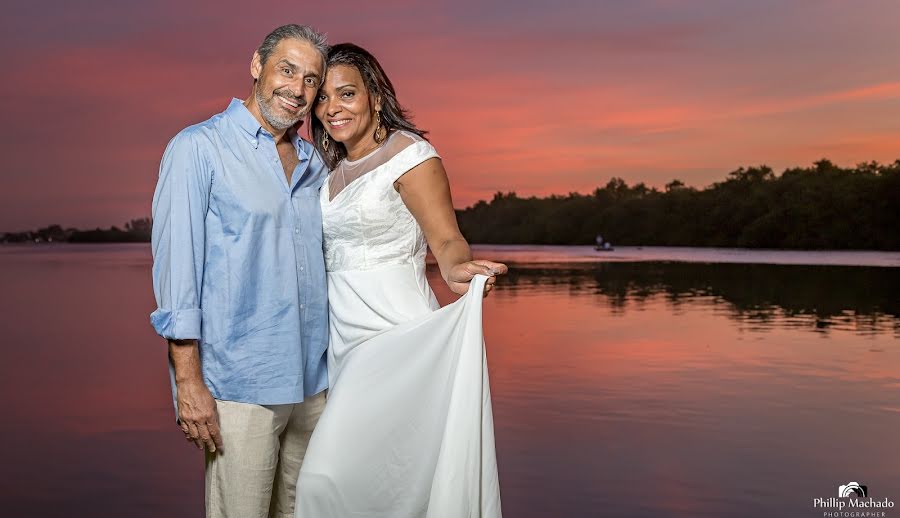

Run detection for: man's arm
[[168, 339, 222, 452], [150, 132, 222, 453]]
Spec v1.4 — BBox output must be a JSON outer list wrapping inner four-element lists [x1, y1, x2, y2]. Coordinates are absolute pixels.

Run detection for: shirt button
[[300, 304, 305, 310], [294, 228, 300, 234]]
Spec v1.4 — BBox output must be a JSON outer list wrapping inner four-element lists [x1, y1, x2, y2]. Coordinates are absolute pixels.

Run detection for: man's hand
[[169, 339, 223, 453], [176, 378, 223, 453], [446, 260, 508, 297]]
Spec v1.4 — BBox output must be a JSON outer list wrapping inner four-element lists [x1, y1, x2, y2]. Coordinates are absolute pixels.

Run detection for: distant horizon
[[4, 155, 896, 235], [3, 155, 898, 234]]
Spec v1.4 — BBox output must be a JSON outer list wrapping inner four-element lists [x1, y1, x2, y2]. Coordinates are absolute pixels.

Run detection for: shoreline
[[468, 244, 900, 268], [4, 242, 897, 268]]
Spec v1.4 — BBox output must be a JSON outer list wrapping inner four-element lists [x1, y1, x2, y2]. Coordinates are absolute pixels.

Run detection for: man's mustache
[[274, 88, 307, 107]]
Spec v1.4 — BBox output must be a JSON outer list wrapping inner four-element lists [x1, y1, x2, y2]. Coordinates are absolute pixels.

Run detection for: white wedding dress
[[294, 131, 502, 518]]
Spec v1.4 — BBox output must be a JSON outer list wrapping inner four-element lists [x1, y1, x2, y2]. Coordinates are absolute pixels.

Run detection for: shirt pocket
[[213, 177, 285, 236]]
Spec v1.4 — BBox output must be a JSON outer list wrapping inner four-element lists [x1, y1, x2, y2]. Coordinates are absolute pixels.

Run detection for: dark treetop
[[4, 159, 899, 250], [456, 159, 900, 250]]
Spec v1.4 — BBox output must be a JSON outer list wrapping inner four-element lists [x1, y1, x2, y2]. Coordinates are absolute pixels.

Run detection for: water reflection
[[468, 263, 900, 518], [495, 262, 900, 336], [1, 245, 898, 518]]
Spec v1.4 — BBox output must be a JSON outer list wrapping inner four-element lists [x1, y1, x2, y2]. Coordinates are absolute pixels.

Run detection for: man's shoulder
[[172, 112, 227, 144], [162, 112, 231, 162]]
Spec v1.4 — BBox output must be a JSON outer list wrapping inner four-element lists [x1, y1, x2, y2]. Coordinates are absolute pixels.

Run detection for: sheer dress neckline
[[343, 139, 388, 166], [326, 131, 419, 203]]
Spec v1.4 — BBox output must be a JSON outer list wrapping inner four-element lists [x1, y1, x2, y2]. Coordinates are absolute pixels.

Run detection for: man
[[150, 24, 330, 518]]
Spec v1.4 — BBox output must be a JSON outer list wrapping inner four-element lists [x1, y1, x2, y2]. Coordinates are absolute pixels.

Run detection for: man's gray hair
[[256, 24, 328, 65]]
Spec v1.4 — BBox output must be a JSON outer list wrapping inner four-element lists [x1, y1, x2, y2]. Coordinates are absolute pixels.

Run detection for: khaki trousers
[[205, 391, 326, 518]]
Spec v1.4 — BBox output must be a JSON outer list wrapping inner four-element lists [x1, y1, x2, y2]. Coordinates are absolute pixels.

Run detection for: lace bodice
[[320, 131, 440, 272]]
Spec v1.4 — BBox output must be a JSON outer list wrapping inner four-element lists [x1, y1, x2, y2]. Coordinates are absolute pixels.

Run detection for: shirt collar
[[225, 98, 262, 145], [290, 131, 311, 162], [224, 98, 309, 160]]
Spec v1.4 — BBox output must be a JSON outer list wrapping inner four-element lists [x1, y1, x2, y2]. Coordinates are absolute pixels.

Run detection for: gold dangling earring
[[374, 107, 386, 143], [322, 131, 330, 153]]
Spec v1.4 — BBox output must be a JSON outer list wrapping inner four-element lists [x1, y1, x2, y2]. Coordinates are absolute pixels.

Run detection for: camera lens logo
[[839, 482, 868, 498]]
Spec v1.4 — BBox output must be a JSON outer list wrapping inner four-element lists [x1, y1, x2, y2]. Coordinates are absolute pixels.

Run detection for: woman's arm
[[396, 157, 508, 295]]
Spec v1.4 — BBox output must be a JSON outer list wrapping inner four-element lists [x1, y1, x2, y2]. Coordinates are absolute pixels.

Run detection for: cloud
[[2, 0, 900, 228]]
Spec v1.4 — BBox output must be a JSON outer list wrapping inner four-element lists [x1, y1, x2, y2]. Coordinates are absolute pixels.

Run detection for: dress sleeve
[[387, 140, 441, 184], [149, 131, 212, 341]]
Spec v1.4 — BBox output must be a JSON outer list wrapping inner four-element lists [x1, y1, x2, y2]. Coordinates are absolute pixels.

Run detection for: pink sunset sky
[[2, 0, 899, 230]]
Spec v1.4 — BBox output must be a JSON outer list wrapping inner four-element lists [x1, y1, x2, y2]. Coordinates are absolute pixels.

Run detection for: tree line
[[0, 218, 151, 244], [3, 159, 898, 249], [455, 159, 900, 250]]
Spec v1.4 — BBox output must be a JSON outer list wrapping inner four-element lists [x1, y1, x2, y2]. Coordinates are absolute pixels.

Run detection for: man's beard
[[256, 86, 307, 130]]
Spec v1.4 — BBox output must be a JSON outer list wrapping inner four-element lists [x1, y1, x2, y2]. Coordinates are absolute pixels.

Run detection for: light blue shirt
[[150, 98, 329, 406]]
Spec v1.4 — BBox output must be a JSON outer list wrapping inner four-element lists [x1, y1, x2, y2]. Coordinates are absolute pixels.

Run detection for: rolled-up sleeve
[[150, 132, 212, 340]]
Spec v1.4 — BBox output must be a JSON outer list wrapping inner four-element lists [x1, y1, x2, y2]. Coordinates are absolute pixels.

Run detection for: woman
[[293, 43, 505, 517]]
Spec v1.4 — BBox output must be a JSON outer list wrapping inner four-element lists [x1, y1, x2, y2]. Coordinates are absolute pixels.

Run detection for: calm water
[[1, 244, 898, 517]]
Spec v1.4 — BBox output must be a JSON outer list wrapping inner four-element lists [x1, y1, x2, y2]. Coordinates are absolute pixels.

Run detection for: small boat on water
[[594, 234, 615, 252]]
